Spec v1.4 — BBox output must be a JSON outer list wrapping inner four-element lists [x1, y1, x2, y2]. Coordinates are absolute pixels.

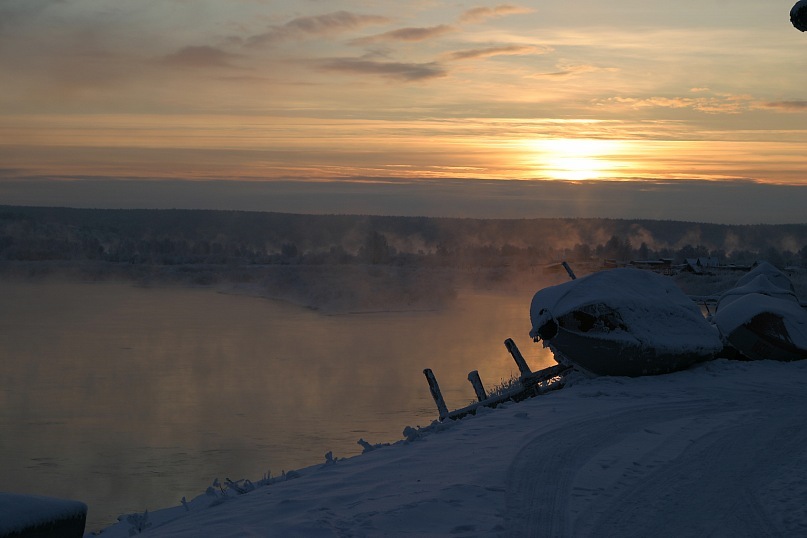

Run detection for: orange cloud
[[530, 64, 615, 78], [351, 25, 454, 45], [316, 58, 446, 81], [460, 4, 533, 24], [600, 94, 755, 114], [245, 11, 390, 47], [446, 44, 549, 61], [760, 101, 807, 112]]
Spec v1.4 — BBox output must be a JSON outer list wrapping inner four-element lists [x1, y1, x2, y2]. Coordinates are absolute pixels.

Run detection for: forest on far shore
[[3, 205, 804, 311], [1, 205, 806, 270]]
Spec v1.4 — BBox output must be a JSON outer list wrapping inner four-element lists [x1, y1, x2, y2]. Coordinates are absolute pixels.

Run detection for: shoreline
[[91, 359, 807, 536]]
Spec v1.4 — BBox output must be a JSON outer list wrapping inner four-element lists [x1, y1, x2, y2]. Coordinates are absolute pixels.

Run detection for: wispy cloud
[[761, 101, 807, 112], [351, 25, 454, 45], [600, 94, 755, 114], [460, 4, 533, 24], [316, 58, 446, 81], [161, 46, 243, 69], [530, 64, 615, 78], [245, 11, 390, 47], [446, 44, 549, 61]]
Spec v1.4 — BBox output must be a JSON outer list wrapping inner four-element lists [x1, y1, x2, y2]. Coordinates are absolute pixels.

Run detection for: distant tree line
[[1, 206, 806, 270]]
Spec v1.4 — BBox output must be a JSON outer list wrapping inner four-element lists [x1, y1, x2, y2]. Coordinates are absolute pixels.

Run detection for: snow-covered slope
[[95, 359, 807, 537]]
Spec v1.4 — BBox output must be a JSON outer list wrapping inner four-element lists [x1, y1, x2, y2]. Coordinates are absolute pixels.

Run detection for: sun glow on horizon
[[522, 138, 632, 181], [4, 113, 807, 185]]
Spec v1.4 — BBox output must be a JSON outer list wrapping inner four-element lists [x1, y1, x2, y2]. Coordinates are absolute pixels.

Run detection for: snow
[[0, 492, 86, 535], [734, 261, 795, 294], [716, 274, 799, 311], [529, 268, 721, 355], [713, 292, 807, 350], [94, 359, 807, 537], [712, 262, 807, 351]]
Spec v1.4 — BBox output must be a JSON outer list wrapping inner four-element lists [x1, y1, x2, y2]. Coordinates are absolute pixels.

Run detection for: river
[[0, 278, 554, 532]]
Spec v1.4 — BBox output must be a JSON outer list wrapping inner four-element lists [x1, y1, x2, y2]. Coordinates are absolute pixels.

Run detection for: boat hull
[[724, 322, 807, 362], [713, 292, 807, 363], [547, 326, 716, 377]]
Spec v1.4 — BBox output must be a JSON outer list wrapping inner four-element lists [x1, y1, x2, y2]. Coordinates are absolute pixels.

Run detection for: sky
[[1, 0, 806, 223]]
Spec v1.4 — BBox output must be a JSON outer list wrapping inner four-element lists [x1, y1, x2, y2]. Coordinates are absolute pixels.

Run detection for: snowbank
[[95, 359, 807, 537]]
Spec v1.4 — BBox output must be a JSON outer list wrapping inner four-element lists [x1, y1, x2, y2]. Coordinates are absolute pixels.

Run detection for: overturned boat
[[717, 261, 798, 311], [732, 261, 796, 293], [712, 262, 807, 362], [530, 268, 723, 377]]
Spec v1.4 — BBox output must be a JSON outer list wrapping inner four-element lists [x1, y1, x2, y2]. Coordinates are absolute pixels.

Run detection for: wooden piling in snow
[[423, 368, 449, 420], [441, 363, 572, 421], [504, 338, 532, 376], [561, 261, 577, 280], [423, 338, 573, 422], [467, 370, 488, 402]]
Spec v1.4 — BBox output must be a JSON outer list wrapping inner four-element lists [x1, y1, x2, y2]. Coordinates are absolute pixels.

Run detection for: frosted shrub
[[282, 470, 301, 481], [486, 374, 523, 400], [403, 425, 422, 442], [126, 510, 151, 535], [206, 477, 255, 499], [254, 470, 273, 488], [225, 477, 255, 495], [357, 438, 390, 453], [206, 478, 226, 499]]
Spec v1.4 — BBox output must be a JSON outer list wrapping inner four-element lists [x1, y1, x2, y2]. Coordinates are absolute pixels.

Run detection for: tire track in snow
[[585, 402, 807, 537], [502, 400, 752, 537]]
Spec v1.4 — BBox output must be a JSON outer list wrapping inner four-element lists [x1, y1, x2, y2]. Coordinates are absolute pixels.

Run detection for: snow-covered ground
[[94, 358, 807, 537]]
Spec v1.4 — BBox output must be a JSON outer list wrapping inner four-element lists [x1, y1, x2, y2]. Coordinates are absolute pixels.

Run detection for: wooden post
[[561, 261, 577, 280], [467, 370, 488, 402], [423, 368, 449, 420], [504, 338, 532, 377]]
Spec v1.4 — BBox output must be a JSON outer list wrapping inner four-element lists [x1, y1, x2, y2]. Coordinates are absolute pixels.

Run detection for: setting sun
[[522, 138, 630, 181]]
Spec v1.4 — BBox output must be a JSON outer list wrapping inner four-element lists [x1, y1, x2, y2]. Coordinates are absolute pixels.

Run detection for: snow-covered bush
[[357, 438, 391, 453], [126, 510, 151, 535]]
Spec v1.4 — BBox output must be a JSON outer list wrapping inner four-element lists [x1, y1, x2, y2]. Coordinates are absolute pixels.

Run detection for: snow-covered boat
[[530, 268, 723, 377], [732, 261, 796, 294], [712, 262, 807, 362]]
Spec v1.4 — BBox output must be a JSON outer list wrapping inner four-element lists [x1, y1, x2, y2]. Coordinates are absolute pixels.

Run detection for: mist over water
[[0, 278, 554, 531]]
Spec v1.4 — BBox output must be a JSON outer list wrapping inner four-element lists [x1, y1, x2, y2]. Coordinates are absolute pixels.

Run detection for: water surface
[[0, 278, 553, 531]]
